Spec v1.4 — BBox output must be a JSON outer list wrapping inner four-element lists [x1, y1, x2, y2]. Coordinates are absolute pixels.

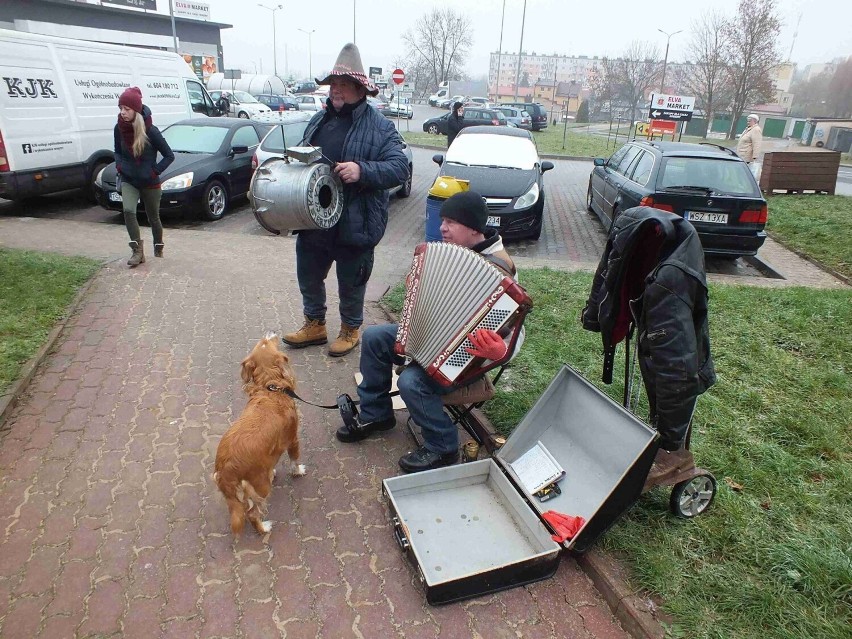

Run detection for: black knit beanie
[[440, 190, 488, 234]]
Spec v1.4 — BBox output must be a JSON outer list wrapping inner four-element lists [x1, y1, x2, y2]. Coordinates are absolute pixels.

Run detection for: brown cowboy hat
[[315, 43, 379, 97]]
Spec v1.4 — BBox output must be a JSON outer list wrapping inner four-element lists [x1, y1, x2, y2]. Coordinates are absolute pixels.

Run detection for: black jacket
[[582, 207, 716, 443], [447, 111, 464, 147], [113, 105, 174, 189], [299, 99, 409, 248]]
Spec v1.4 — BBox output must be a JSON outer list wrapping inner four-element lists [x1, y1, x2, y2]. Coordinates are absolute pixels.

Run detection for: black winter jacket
[[582, 207, 716, 442], [447, 111, 464, 147], [299, 99, 409, 248], [113, 105, 174, 189]]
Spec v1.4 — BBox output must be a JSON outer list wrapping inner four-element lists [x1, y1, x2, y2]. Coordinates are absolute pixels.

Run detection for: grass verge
[[765, 195, 852, 280], [384, 269, 852, 639], [0, 248, 101, 395]]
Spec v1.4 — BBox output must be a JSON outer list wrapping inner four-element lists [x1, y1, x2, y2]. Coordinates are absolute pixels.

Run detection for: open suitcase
[[382, 364, 659, 605]]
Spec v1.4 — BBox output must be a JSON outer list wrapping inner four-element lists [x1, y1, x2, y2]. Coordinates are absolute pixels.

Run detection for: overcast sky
[[165, 0, 850, 80]]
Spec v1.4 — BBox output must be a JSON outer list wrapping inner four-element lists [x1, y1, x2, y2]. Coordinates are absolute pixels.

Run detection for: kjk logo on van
[[3, 77, 58, 99]]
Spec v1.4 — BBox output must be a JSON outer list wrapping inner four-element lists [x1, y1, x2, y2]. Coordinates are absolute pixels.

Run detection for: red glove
[[465, 329, 508, 361], [542, 510, 586, 543]]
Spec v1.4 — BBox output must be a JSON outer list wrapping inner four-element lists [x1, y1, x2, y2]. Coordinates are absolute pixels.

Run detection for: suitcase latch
[[392, 517, 410, 551]]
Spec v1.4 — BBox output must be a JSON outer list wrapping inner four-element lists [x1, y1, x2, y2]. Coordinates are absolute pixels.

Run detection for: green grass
[[383, 270, 852, 639], [765, 195, 852, 280], [0, 248, 100, 394]]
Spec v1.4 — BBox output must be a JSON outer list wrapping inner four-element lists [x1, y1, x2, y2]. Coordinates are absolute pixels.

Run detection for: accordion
[[395, 242, 533, 387]]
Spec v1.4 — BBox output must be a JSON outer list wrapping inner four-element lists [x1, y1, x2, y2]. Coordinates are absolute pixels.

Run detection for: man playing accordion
[[336, 191, 525, 473]]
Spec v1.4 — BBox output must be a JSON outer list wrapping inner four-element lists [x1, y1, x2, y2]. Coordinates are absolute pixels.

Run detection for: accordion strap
[[484, 254, 514, 276]]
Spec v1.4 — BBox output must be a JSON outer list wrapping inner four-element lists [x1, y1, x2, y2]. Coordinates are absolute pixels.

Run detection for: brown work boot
[[127, 240, 145, 267], [328, 324, 360, 357], [153, 243, 164, 257], [643, 448, 694, 490], [282, 316, 327, 348]]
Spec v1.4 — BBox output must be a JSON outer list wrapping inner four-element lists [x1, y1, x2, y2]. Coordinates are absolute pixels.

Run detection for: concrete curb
[[764, 233, 851, 286], [0, 262, 104, 431]]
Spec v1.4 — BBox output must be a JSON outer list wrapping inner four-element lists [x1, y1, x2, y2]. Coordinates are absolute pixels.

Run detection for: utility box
[[759, 148, 840, 195]]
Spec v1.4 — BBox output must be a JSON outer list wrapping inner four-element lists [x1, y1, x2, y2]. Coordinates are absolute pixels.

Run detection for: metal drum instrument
[[250, 157, 344, 234]]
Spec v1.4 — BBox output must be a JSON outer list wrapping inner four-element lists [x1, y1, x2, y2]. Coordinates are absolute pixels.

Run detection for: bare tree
[[790, 71, 834, 117], [826, 57, 852, 118], [401, 8, 473, 91], [606, 41, 662, 122], [723, 0, 782, 139], [684, 9, 732, 137], [587, 62, 616, 118]]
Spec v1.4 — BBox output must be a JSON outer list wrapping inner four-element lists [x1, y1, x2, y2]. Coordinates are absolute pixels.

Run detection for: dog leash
[[265, 384, 400, 410]]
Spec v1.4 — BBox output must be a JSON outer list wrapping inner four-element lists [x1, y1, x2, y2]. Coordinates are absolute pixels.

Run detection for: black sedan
[[431, 126, 554, 240], [422, 108, 507, 135], [95, 118, 272, 220], [587, 140, 767, 257]]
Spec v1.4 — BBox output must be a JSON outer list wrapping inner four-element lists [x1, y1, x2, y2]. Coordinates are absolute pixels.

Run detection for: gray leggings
[[121, 182, 163, 245]]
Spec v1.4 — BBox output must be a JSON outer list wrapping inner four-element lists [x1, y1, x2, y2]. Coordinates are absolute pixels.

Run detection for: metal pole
[[298, 29, 316, 78], [168, 0, 178, 53], [495, 0, 506, 98], [513, 0, 527, 102], [272, 14, 278, 77], [353, 0, 356, 44], [657, 28, 682, 92]]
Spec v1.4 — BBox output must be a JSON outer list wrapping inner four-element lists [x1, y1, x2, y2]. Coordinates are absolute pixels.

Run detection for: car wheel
[[398, 164, 413, 198], [86, 160, 111, 203], [238, 111, 250, 119], [586, 181, 595, 212], [428, 124, 439, 135], [201, 179, 228, 221]]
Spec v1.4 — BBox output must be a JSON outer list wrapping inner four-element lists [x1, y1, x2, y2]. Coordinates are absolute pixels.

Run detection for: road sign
[[650, 120, 677, 135], [648, 92, 695, 122], [369, 66, 382, 77], [392, 68, 405, 85], [636, 122, 650, 136]]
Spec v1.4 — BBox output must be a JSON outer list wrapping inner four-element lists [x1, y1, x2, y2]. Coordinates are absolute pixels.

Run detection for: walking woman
[[447, 101, 464, 148], [114, 87, 174, 267]]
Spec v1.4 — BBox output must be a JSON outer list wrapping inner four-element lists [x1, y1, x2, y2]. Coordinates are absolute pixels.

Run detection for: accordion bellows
[[395, 243, 532, 387]]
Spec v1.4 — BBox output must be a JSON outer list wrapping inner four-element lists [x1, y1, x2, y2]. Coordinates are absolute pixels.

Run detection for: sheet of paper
[[510, 441, 564, 494]]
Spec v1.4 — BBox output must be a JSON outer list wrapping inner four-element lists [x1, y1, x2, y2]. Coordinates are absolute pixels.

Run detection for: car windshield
[[232, 91, 259, 103], [659, 157, 760, 196], [446, 134, 538, 170], [163, 125, 228, 154]]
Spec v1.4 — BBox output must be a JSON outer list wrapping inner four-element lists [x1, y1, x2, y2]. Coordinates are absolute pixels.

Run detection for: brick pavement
[[0, 150, 845, 639], [0, 218, 634, 639]]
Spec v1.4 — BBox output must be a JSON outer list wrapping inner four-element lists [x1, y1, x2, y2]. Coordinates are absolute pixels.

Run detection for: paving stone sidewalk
[[0, 219, 634, 639]]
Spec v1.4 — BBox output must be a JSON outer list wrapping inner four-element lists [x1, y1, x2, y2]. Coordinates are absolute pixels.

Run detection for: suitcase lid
[[494, 364, 658, 552]]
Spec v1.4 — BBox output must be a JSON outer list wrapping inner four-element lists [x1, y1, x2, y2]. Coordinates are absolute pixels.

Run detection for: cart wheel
[[670, 473, 716, 518]]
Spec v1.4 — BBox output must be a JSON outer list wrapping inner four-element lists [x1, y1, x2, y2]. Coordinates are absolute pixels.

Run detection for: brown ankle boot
[[127, 240, 145, 267], [283, 316, 327, 348], [328, 325, 360, 357]]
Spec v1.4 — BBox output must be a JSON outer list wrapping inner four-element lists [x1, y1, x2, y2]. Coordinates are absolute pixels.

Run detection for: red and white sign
[[650, 119, 677, 135], [392, 68, 405, 85]]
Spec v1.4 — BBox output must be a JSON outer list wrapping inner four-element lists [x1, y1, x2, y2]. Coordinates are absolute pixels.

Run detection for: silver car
[[295, 94, 327, 112], [496, 106, 532, 130]]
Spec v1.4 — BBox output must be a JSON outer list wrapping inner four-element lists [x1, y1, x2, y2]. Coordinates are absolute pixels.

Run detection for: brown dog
[[213, 333, 305, 538]]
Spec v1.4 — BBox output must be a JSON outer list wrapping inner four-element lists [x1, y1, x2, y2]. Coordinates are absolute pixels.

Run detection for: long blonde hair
[[131, 112, 149, 157]]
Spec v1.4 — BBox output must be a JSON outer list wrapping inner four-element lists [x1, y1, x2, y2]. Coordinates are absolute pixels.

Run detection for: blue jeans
[[358, 324, 459, 455], [296, 231, 374, 328]]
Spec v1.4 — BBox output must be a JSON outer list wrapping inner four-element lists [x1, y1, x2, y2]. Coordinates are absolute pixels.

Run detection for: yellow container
[[428, 176, 470, 198]]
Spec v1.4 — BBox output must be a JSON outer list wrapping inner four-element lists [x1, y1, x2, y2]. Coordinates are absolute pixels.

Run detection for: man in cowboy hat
[[283, 43, 409, 357]]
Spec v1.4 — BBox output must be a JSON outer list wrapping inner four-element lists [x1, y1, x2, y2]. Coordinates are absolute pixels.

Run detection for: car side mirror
[[594, 158, 606, 166], [230, 145, 249, 157], [541, 161, 554, 173], [432, 154, 444, 166]]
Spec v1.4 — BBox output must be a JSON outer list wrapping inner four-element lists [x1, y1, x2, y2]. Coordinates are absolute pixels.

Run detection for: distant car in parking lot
[[208, 90, 272, 119], [295, 94, 327, 112], [256, 94, 300, 112], [501, 102, 548, 131], [495, 106, 531, 130], [95, 118, 272, 221], [292, 80, 318, 94], [587, 140, 768, 257], [437, 94, 466, 109], [383, 100, 414, 119], [431, 126, 554, 240], [422, 107, 507, 135]]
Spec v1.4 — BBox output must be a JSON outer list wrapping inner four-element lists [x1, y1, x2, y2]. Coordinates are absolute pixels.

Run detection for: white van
[[0, 28, 221, 201]]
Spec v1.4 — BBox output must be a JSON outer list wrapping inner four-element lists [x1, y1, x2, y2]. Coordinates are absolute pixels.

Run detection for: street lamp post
[[298, 28, 316, 79], [513, 0, 527, 101], [258, 3, 283, 77], [658, 28, 683, 92], [494, 0, 506, 97]]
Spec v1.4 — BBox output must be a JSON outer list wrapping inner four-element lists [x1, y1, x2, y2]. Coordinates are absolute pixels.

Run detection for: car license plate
[[486, 215, 501, 227], [109, 192, 122, 203], [686, 211, 727, 224]]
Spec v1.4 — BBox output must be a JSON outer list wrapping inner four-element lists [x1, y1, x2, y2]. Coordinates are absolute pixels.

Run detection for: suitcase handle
[[392, 517, 409, 551]]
